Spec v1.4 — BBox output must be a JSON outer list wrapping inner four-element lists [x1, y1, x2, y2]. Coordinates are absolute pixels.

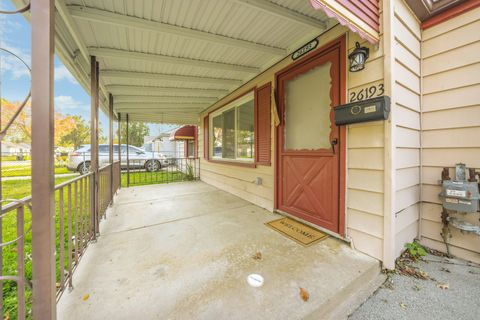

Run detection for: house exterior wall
[[199, 23, 387, 262], [419, 6, 480, 264], [392, 0, 422, 258]]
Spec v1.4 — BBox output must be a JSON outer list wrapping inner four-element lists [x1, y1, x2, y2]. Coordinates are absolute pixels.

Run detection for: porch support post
[[30, 0, 57, 318], [126, 113, 130, 187], [118, 113, 121, 188], [382, 0, 396, 270], [109, 93, 114, 203], [90, 55, 99, 238]]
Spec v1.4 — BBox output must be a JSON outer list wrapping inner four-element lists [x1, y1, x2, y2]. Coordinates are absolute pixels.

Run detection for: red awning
[[309, 0, 380, 44], [169, 125, 196, 141]]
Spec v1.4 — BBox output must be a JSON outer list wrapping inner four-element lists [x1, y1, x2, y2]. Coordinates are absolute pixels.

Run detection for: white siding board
[[422, 20, 480, 58], [423, 84, 480, 112], [348, 169, 384, 193], [396, 127, 420, 148], [422, 127, 480, 148], [423, 41, 480, 76], [423, 63, 480, 94], [422, 105, 480, 130], [396, 148, 420, 169], [348, 209, 384, 239], [396, 167, 420, 190], [396, 105, 420, 130], [395, 185, 420, 213]]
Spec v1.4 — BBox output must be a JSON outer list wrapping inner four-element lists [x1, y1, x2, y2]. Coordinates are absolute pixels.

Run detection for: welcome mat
[[266, 217, 328, 247]]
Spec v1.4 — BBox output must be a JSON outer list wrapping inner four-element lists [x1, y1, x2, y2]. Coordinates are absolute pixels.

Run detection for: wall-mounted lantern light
[[348, 42, 370, 72]]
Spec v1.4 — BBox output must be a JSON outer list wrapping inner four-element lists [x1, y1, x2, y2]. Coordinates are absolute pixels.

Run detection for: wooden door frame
[[274, 35, 347, 237]]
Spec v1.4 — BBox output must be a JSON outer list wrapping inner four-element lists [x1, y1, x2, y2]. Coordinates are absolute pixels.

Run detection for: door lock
[[331, 138, 338, 154]]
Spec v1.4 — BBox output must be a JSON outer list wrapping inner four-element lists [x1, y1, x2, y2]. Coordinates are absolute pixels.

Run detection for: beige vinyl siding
[[420, 6, 480, 264], [392, 0, 421, 258], [346, 23, 385, 261], [198, 24, 350, 212], [198, 24, 388, 261]]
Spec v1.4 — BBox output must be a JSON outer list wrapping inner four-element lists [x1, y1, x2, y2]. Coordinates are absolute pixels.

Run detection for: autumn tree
[[59, 115, 90, 149], [0, 99, 31, 142]]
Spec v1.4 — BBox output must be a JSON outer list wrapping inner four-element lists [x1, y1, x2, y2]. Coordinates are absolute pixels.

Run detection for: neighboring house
[[1, 142, 31, 155], [169, 125, 197, 159], [143, 132, 177, 157]]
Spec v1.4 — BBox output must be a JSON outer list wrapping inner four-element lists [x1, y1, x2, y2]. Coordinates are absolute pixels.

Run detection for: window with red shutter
[[255, 83, 272, 165]]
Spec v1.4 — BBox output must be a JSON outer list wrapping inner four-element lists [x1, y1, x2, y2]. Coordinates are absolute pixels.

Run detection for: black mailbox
[[334, 96, 390, 125]]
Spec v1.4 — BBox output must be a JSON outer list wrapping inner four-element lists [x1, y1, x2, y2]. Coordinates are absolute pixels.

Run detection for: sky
[[0, 1, 173, 141]]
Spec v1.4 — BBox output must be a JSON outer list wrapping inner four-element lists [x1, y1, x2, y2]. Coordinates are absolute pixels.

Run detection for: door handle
[[331, 138, 338, 154]]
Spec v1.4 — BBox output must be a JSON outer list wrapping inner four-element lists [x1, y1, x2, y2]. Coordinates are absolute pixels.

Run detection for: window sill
[[208, 159, 257, 168]]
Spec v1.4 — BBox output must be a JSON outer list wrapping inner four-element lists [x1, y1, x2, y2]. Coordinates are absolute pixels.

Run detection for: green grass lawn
[[120, 169, 195, 187], [2, 175, 86, 319], [2, 166, 71, 178]]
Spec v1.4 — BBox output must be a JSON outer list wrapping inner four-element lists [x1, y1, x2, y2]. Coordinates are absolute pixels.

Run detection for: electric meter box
[[440, 180, 479, 213]]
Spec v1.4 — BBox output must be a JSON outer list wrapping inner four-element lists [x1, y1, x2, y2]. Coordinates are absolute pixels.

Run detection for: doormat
[[265, 217, 328, 247]]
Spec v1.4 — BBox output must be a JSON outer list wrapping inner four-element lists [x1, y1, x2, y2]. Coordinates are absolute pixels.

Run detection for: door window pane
[[285, 62, 332, 150], [236, 100, 255, 159]]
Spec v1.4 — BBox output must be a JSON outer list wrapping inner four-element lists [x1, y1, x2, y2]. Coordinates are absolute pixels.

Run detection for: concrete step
[[307, 257, 386, 319]]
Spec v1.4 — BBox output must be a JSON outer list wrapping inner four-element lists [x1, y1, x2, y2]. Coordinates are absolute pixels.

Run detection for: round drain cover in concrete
[[247, 274, 264, 287]]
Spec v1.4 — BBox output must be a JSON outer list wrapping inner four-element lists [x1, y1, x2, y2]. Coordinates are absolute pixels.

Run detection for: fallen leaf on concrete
[[399, 265, 430, 280], [252, 252, 262, 260], [412, 284, 421, 291], [82, 294, 90, 301], [437, 283, 449, 290], [299, 288, 309, 302], [399, 302, 407, 309], [440, 267, 451, 273], [381, 299, 388, 304], [468, 270, 479, 275]]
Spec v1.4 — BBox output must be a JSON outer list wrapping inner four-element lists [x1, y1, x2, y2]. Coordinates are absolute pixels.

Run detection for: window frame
[[208, 89, 257, 167]]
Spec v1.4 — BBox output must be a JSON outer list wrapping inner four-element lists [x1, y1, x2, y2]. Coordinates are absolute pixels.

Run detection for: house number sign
[[349, 83, 384, 102], [292, 39, 318, 60]]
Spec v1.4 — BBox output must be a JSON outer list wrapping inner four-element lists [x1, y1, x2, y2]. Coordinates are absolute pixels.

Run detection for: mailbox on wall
[[334, 96, 390, 125]]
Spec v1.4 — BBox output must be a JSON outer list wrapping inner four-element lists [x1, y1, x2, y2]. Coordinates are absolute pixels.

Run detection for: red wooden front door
[[276, 39, 344, 234]]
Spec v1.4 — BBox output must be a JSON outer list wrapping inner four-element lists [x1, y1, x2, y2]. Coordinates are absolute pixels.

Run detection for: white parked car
[[67, 144, 170, 175]]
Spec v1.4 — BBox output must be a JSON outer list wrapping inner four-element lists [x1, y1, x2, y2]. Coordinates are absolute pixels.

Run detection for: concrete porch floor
[[57, 181, 385, 320]]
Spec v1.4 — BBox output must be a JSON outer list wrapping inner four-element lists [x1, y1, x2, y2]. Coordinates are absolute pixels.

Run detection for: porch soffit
[[12, 0, 341, 125]]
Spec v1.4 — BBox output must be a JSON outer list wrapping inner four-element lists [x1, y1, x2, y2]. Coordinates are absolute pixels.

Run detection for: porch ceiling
[[14, 0, 336, 124]]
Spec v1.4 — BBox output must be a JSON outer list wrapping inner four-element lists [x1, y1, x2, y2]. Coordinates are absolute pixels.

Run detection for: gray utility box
[[440, 180, 479, 213]]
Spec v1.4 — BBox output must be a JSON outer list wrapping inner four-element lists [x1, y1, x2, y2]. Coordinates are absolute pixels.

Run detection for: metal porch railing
[[0, 163, 120, 319], [122, 157, 200, 187]]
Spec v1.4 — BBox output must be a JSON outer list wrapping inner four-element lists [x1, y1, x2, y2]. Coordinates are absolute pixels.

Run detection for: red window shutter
[[255, 83, 271, 165], [203, 115, 209, 160]]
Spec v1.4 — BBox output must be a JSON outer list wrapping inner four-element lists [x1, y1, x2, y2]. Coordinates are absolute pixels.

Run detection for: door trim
[[274, 35, 347, 237]]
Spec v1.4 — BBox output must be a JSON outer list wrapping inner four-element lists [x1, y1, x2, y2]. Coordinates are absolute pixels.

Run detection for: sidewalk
[[350, 253, 480, 320], [2, 172, 79, 181]]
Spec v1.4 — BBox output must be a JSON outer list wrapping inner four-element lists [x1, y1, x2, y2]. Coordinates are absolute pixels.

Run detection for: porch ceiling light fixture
[[348, 42, 369, 72]]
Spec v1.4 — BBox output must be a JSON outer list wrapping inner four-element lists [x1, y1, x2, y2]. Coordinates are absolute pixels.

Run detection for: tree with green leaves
[[120, 121, 150, 147]]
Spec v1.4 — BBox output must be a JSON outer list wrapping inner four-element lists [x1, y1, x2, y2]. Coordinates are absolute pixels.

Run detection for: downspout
[[382, 0, 397, 270]]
